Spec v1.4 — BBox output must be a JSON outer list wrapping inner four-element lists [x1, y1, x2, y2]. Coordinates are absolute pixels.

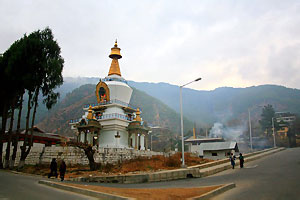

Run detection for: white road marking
[[245, 165, 258, 169]]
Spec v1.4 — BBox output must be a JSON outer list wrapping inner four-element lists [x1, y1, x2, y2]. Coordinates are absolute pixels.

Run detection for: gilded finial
[[108, 40, 122, 76], [87, 105, 93, 120], [135, 108, 142, 122]]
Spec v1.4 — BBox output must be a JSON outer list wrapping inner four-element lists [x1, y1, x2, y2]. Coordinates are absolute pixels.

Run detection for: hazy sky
[[1, 0, 300, 90]]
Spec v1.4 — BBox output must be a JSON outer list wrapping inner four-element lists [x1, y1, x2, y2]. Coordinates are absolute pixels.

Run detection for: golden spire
[[87, 105, 93, 120], [108, 39, 122, 76], [135, 108, 142, 122]]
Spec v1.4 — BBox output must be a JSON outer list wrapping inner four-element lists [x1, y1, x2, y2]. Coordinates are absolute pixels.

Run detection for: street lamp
[[248, 105, 263, 151], [149, 131, 153, 151], [180, 77, 201, 167], [272, 117, 277, 148], [248, 108, 253, 151]]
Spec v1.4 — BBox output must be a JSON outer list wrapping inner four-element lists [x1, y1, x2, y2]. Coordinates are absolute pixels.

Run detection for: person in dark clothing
[[59, 160, 67, 181], [239, 153, 244, 168], [48, 158, 58, 178], [229, 153, 236, 169]]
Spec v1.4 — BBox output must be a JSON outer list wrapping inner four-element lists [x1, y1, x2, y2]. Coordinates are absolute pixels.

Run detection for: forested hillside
[[14, 77, 300, 137], [129, 82, 300, 125], [37, 84, 193, 136]]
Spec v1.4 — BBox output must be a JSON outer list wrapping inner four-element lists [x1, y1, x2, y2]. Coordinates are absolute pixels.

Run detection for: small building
[[275, 112, 296, 125], [185, 137, 224, 153], [3, 126, 61, 146], [198, 141, 239, 160]]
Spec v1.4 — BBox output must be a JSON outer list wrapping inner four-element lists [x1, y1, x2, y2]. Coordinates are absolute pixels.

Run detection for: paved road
[[80, 147, 300, 200], [0, 170, 96, 200], [212, 147, 300, 200], [1, 148, 299, 200]]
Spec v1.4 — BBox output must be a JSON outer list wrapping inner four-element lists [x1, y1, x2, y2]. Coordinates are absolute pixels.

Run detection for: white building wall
[[105, 106, 125, 115], [98, 130, 128, 148], [191, 144, 201, 154], [203, 150, 233, 160], [80, 132, 85, 143], [130, 134, 136, 148], [106, 81, 133, 104], [140, 135, 145, 150]]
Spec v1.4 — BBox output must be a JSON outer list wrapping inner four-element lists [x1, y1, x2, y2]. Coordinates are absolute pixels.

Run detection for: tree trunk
[[67, 141, 99, 171], [18, 91, 32, 169], [5, 101, 15, 169], [0, 103, 9, 169], [11, 93, 23, 169], [84, 146, 97, 171], [19, 88, 39, 169]]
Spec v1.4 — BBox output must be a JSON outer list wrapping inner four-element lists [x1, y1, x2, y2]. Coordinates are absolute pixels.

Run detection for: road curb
[[198, 147, 285, 178], [68, 147, 284, 184], [38, 180, 135, 200], [188, 183, 236, 200]]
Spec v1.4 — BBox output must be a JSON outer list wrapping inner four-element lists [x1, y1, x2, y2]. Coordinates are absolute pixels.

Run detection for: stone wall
[[2, 142, 163, 166]]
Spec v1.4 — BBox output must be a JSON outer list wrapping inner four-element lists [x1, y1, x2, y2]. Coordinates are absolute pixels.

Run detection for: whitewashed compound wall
[[2, 142, 162, 166]]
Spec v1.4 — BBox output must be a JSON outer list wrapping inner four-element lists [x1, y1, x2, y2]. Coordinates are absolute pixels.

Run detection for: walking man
[[59, 160, 67, 181], [48, 158, 58, 178]]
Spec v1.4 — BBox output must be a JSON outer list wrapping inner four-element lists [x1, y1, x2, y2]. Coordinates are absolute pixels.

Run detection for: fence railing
[[100, 77, 128, 84], [96, 113, 134, 121], [70, 113, 134, 123], [84, 99, 137, 110]]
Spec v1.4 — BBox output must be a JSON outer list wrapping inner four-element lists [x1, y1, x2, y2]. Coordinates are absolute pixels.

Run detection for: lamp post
[[248, 105, 263, 151], [149, 131, 153, 151], [180, 77, 201, 167], [272, 117, 277, 148], [248, 108, 253, 151]]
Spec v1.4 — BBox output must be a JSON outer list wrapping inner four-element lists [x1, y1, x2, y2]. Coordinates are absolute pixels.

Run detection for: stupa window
[[99, 87, 106, 101]]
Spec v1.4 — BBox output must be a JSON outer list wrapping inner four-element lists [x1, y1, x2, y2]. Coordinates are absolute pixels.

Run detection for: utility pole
[[272, 117, 277, 148], [248, 108, 253, 151]]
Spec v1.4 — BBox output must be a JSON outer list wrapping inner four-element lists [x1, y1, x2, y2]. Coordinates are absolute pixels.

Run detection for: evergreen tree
[[259, 104, 276, 136], [0, 27, 64, 169]]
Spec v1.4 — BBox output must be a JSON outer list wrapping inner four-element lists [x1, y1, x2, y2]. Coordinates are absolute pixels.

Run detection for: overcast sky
[[1, 0, 300, 90]]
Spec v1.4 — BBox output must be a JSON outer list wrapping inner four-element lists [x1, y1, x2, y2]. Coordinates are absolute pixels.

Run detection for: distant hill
[[37, 84, 194, 136], [59, 78, 300, 126], [128, 82, 300, 125], [15, 77, 300, 137]]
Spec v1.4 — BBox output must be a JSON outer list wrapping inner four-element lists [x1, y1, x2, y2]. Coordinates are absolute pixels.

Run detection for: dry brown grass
[[21, 152, 212, 179]]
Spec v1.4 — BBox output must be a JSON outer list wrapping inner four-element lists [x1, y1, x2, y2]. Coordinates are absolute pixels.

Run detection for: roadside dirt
[[59, 182, 221, 200]]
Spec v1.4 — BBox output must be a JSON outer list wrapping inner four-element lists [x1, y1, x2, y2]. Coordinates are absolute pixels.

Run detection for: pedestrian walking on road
[[59, 160, 67, 181], [48, 158, 58, 178], [229, 153, 236, 169], [239, 153, 244, 168]]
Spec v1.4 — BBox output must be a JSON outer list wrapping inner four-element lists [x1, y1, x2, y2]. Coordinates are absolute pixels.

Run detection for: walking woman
[[229, 153, 236, 169], [239, 153, 244, 168]]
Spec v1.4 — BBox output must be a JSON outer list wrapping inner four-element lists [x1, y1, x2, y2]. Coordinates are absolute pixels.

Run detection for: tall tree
[[0, 36, 28, 168], [0, 27, 63, 169], [259, 104, 276, 136], [18, 28, 64, 169]]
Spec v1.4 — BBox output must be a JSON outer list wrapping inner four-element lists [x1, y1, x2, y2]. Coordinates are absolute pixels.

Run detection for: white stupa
[[70, 40, 149, 150]]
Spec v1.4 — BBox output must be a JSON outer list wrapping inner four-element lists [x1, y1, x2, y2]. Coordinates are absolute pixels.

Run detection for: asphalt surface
[[69, 147, 300, 200], [0, 170, 97, 200], [1, 148, 299, 200]]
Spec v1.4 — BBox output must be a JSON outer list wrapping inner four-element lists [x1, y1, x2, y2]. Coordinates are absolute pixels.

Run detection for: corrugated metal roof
[[199, 141, 237, 151], [185, 137, 223, 142]]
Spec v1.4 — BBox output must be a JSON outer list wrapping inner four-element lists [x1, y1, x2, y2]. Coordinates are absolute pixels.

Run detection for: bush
[[165, 155, 181, 167], [102, 163, 114, 173]]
